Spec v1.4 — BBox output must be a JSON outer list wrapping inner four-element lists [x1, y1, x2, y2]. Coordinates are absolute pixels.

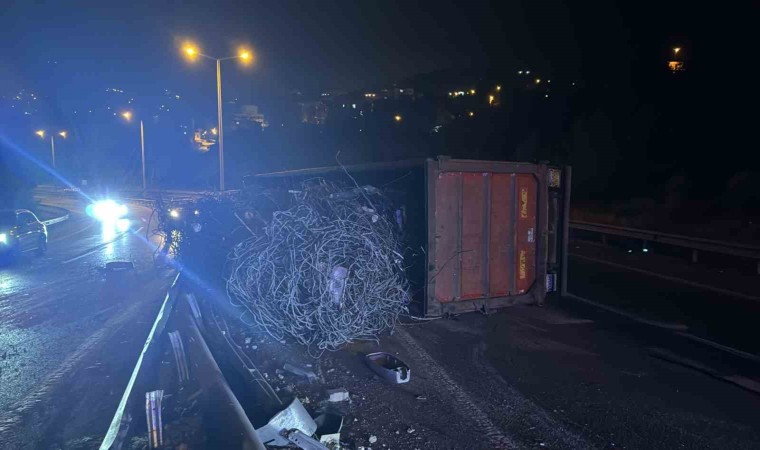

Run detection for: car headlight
[[0, 233, 6, 244], [87, 200, 128, 223], [169, 209, 180, 219]]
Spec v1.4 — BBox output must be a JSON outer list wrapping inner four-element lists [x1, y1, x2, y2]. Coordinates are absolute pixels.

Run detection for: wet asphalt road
[[566, 243, 760, 355], [0, 193, 757, 449], [0, 195, 173, 449]]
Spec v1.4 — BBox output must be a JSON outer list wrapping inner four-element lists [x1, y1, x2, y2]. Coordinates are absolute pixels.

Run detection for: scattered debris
[[145, 390, 164, 448], [104, 260, 135, 272], [284, 362, 318, 383], [326, 388, 350, 402], [285, 429, 330, 450], [407, 427, 415, 434], [369, 435, 378, 444], [315, 413, 344, 445], [256, 398, 317, 446], [365, 352, 411, 384]]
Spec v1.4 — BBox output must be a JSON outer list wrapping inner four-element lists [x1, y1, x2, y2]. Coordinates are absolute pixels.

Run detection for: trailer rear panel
[[425, 158, 568, 316]]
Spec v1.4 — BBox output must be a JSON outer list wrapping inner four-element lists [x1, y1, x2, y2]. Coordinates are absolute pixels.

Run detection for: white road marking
[[675, 332, 760, 363], [564, 292, 688, 331], [570, 253, 760, 302]]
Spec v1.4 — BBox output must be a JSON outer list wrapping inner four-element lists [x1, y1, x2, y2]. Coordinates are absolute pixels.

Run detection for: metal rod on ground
[[145, 390, 164, 448]]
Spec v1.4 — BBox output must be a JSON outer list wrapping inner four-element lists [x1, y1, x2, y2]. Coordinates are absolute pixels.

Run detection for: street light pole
[[216, 58, 225, 191], [50, 135, 56, 169], [181, 44, 251, 191], [36, 130, 65, 169], [140, 119, 146, 191], [121, 112, 147, 191]]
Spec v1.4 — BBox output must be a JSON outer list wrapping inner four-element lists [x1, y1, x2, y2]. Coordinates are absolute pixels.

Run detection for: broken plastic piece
[[365, 352, 411, 384], [256, 398, 317, 447], [285, 429, 329, 450], [326, 388, 349, 402], [315, 413, 343, 445], [283, 363, 318, 383]]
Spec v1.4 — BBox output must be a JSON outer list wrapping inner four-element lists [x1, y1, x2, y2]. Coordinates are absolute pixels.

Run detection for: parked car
[[0, 209, 48, 259]]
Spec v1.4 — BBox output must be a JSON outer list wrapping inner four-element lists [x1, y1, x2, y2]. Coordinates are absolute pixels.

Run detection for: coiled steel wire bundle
[[226, 180, 410, 354]]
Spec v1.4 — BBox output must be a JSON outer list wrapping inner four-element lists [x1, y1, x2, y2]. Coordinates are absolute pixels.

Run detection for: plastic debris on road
[[326, 388, 350, 402], [283, 362, 318, 383], [365, 352, 411, 383], [255, 398, 317, 447]]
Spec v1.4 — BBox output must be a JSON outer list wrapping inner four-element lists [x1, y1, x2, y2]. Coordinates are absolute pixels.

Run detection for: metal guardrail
[[570, 220, 760, 273], [101, 274, 268, 450], [41, 213, 69, 226]]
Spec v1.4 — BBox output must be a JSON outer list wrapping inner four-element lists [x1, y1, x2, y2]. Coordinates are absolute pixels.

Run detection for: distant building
[[392, 87, 414, 99], [300, 101, 329, 125], [667, 61, 685, 72], [193, 130, 216, 152], [232, 104, 269, 129]]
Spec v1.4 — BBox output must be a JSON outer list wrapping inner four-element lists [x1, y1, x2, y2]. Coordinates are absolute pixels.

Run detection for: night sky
[[1, 1, 758, 196], [4, 0, 750, 107]]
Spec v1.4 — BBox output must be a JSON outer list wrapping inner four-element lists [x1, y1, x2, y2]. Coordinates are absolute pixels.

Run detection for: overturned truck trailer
[[245, 157, 571, 316]]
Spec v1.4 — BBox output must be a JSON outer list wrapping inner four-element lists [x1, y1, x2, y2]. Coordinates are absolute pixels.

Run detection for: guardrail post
[[692, 249, 698, 263]]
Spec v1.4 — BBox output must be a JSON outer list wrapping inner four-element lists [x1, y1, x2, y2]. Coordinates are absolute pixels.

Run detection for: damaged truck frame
[[248, 156, 572, 316]]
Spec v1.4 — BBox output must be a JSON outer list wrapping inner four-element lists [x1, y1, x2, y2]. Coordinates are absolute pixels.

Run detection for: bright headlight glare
[[169, 209, 180, 219], [117, 218, 130, 232], [0, 233, 7, 244], [89, 200, 128, 222]]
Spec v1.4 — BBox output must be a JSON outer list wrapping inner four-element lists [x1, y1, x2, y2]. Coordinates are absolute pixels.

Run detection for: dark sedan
[[0, 209, 48, 259]]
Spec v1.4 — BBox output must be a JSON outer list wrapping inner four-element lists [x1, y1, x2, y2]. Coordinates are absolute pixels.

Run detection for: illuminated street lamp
[[120, 111, 147, 191], [673, 47, 681, 55], [181, 42, 253, 191], [394, 114, 402, 122], [35, 129, 66, 169]]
